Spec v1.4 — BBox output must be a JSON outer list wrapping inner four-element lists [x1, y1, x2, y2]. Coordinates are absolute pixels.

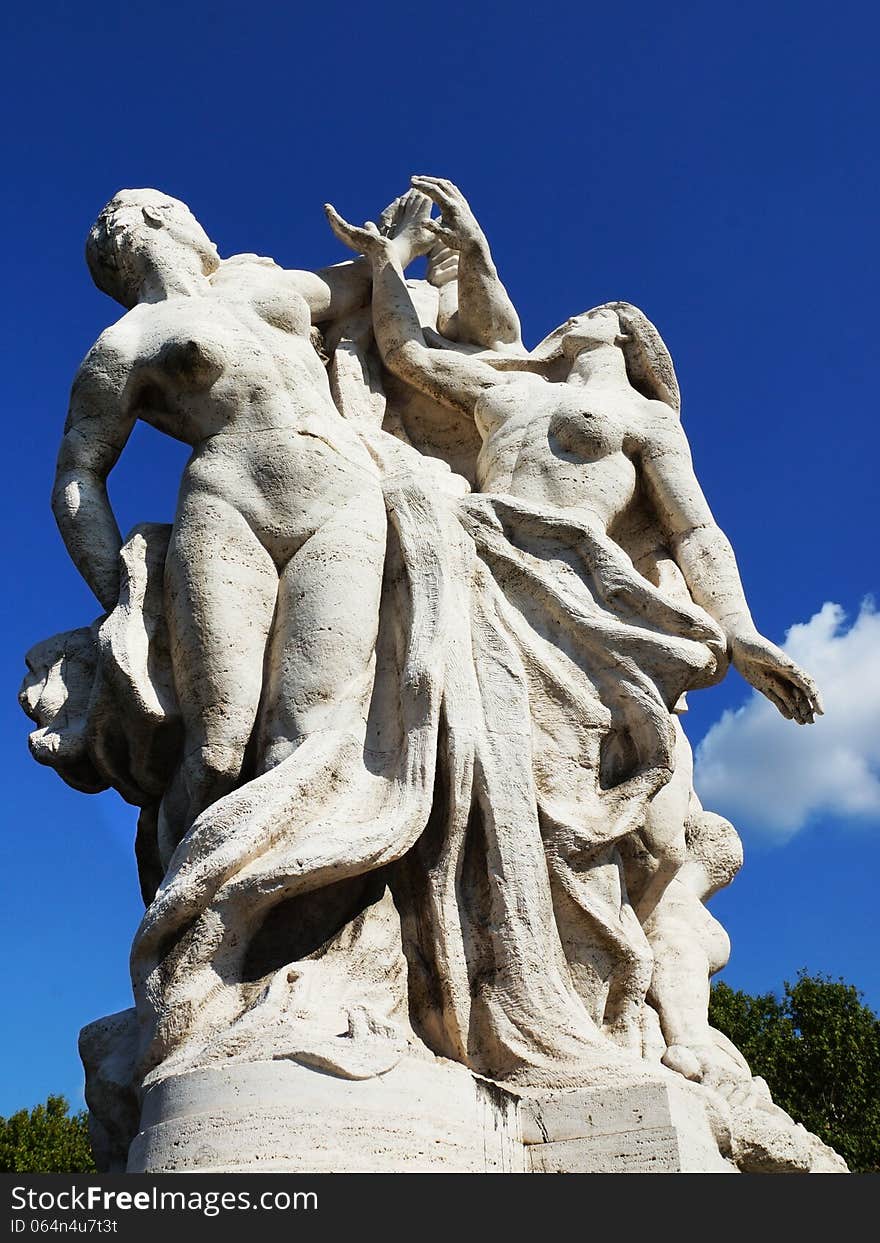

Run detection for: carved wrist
[[458, 235, 492, 264]]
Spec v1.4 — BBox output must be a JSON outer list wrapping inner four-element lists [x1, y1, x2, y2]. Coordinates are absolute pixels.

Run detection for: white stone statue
[[19, 180, 845, 1173]]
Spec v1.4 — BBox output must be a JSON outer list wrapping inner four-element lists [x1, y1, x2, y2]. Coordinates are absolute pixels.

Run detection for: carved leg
[[160, 495, 277, 864], [257, 486, 386, 771]]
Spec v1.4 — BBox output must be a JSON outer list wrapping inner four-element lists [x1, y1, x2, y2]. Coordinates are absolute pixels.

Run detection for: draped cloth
[[118, 444, 726, 1088], [393, 489, 727, 1083], [20, 430, 728, 1094]]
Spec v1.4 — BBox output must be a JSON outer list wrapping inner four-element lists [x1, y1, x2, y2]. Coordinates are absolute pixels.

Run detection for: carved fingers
[[377, 194, 404, 237], [378, 189, 436, 260], [426, 241, 459, 288], [329, 180, 483, 265], [732, 633, 824, 724], [766, 655, 823, 725], [324, 204, 386, 258], [410, 175, 483, 251]]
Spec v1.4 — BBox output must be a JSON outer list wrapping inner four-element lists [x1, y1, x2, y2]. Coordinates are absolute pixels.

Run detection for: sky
[[0, 0, 877, 1116]]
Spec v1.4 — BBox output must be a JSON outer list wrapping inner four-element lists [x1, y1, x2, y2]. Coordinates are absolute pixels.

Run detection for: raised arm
[[324, 202, 502, 418], [52, 338, 135, 610], [639, 413, 822, 724], [411, 176, 522, 351]]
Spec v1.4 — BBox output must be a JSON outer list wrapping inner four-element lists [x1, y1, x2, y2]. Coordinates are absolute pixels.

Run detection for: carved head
[[514, 301, 681, 412], [560, 306, 624, 357], [86, 189, 220, 307]]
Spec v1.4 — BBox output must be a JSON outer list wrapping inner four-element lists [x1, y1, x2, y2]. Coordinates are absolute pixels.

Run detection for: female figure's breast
[[481, 389, 638, 525], [140, 293, 343, 445]]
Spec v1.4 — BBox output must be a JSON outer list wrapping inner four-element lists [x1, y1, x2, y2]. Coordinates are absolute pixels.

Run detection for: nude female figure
[[327, 184, 823, 1047], [53, 189, 430, 864], [327, 187, 821, 724]]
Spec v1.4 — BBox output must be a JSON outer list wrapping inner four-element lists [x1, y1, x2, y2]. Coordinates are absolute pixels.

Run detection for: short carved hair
[[86, 189, 189, 308]]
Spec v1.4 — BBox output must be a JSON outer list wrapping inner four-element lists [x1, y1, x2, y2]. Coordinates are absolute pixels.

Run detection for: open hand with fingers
[[410, 175, 488, 254], [326, 189, 435, 266], [379, 189, 437, 261], [324, 204, 391, 260], [730, 628, 823, 724], [426, 241, 459, 288]]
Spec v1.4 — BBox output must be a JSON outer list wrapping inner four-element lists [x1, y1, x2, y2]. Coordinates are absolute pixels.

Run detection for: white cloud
[[693, 599, 880, 839]]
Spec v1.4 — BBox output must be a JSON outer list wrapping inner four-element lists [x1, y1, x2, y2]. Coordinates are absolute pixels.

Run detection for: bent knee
[[185, 738, 249, 791]]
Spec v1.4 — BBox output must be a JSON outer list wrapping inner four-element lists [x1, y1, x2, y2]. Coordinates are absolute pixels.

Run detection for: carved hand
[[426, 241, 459, 289], [324, 204, 391, 259], [410, 176, 487, 254], [378, 189, 436, 263], [326, 191, 435, 268], [730, 629, 823, 724]]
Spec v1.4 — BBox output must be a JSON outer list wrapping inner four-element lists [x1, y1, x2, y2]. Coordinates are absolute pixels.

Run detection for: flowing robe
[[20, 309, 728, 1161]]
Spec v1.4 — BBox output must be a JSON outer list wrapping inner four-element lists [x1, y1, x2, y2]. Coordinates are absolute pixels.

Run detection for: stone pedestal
[[520, 1079, 736, 1173], [127, 1056, 525, 1173], [126, 1057, 739, 1174]]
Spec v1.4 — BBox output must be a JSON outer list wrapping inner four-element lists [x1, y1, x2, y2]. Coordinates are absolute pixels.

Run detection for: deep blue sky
[[1, 1, 877, 1114]]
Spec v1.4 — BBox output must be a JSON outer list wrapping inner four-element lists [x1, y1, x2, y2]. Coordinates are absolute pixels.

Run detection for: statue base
[[126, 1056, 525, 1173], [520, 1079, 736, 1173], [125, 1057, 739, 1174]]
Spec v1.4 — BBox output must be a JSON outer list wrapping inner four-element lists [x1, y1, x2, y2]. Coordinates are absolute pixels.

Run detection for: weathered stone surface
[[127, 1058, 523, 1174], [20, 178, 843, 1173], [520, 1077, 736, 1173]]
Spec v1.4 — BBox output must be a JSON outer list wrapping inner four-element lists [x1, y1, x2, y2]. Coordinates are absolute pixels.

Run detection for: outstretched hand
[[379, 189, 436, 260], [324, 204, 388, 258], [326, 190, 437, 268], [730, 630, 824, 724]]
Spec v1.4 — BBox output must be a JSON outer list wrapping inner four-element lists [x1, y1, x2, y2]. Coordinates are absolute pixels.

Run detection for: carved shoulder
[[629, 398, 689, 461], [212, 255, 313, 335], [69, 322, 140, 419]]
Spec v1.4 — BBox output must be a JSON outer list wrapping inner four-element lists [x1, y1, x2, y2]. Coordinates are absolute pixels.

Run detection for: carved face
[[561, 306, 620, 356]]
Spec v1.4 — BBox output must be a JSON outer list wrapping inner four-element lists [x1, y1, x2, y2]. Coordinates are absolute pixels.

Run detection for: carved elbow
[[52, 473, 87, 524]]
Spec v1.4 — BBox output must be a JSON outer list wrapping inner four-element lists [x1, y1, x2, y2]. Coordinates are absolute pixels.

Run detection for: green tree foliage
[[0, 1095, 95, 1173], [710, 971, 880, 1173]]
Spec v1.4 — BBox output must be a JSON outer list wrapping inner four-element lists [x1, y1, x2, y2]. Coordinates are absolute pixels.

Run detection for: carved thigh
[[165, 493, 277, 762], [257, 485, 386, 769]]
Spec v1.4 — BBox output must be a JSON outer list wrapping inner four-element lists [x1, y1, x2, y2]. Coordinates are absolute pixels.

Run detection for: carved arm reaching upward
[[325, 203, 503, 419], [410, 176, 523, 352]]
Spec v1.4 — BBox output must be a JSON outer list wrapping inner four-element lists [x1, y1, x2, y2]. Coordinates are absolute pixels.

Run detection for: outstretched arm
[[325, 203, 502, 417], [52, 339, 135, 610], [639, 415, 822, 723], [411, 176, 522, 351]]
